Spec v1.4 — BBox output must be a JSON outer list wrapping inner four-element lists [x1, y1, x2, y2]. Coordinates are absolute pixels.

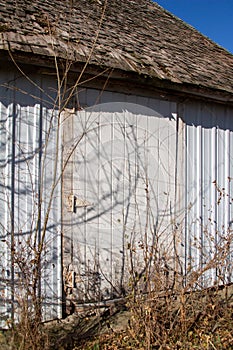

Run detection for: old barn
[[0, 0, 233, 324]]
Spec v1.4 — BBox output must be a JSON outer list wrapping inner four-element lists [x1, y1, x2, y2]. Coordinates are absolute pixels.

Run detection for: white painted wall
[[62, 93, 182, 301], [1, 70, 233, 322]]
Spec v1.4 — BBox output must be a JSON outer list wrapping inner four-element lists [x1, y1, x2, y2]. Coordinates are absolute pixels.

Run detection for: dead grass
[[1, 285, 232, 350], [72, 284, 233, 350]]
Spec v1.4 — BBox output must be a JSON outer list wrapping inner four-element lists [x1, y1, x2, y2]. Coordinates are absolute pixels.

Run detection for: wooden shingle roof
[[1, 0, 233, 96]]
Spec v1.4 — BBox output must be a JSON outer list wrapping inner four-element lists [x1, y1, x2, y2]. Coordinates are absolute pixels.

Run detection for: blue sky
[[154, 0, 233, 53]]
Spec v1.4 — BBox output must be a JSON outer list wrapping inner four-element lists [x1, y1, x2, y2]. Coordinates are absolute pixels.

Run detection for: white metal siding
[[181, 101, 233, 286], [0, 70, 62, 326]]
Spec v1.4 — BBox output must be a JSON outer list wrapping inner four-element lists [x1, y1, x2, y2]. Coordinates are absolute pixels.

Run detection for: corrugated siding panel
[[182, 101, 233, 286], [0, 70, 62, 326], [39, 98, 62, 321], [0, 77, 13, 323]]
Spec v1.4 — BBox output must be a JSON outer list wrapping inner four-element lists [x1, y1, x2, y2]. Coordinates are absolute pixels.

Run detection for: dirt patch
[[45, 304, 131, 349]]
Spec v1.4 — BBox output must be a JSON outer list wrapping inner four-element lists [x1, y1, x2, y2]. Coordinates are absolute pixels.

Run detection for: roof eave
[[1, 49, 233, 106]]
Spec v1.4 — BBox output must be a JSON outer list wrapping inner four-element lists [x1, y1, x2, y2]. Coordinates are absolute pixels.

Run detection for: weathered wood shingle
[[0, 0, 233, 95]]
